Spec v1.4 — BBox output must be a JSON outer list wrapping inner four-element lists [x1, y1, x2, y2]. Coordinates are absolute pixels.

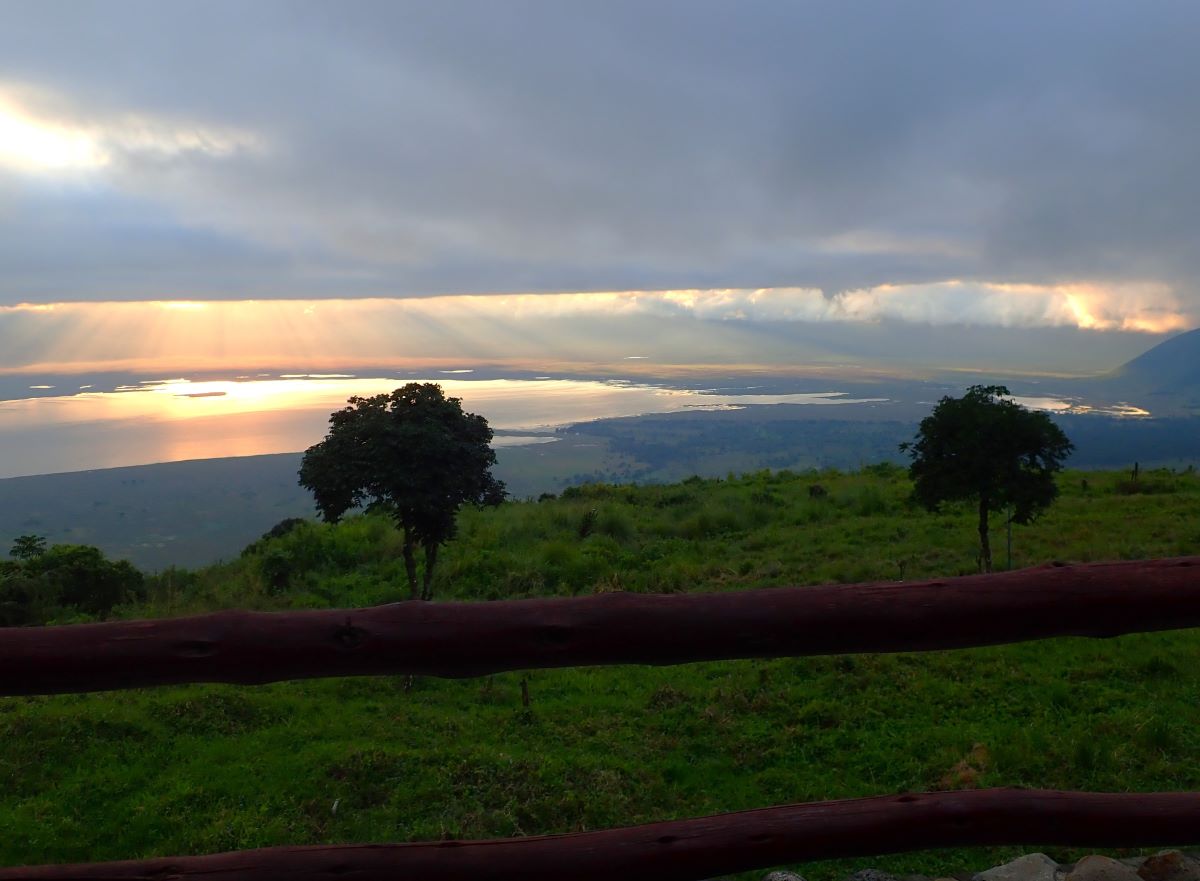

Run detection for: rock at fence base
[[850, 870, 899, 881], [1067, 855, 1142, 881], [975, 853, 1060, 881], [764, 872, 806, 881], [1139, 852, 1200, 881]]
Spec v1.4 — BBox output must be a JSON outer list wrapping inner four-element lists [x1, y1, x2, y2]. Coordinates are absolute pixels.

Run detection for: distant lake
[[0, 373, 886, 479]]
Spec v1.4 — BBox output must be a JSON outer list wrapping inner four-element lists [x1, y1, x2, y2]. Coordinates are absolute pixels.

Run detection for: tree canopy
[[299, 383, 505, 599], [1, 542, 144, 626], [9, 535, 46, 561], [901, 384, 1073, 572]]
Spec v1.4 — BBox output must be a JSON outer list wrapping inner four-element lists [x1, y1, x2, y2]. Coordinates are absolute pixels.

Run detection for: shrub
[[29, 545, 145, 617]]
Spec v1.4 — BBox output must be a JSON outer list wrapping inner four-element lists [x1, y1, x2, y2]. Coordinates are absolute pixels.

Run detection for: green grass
[[3, 465, 1200, 878]]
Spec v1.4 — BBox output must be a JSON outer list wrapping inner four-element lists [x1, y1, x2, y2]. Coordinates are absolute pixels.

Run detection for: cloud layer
[[0, 289, 1176, 377], [0, 2, 1197, 329]]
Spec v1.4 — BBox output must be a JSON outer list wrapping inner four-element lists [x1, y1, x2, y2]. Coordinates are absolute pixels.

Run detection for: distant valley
[[1, 328, 1197, 569], [2, 407, 1197, 571]]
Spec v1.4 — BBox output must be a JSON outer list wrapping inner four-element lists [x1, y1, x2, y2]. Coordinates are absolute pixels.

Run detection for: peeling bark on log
[[3, 789, 1200, 880], [1, 557, 1198, 696]]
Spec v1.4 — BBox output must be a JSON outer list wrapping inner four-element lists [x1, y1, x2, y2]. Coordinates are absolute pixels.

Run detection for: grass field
[[3, 465, 1199, 878]]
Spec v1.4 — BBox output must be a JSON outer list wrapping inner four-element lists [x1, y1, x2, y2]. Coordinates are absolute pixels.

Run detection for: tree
[[299, 383, 505, 600], [900, 385, 1073, 572], [9, 535, 46, 561]]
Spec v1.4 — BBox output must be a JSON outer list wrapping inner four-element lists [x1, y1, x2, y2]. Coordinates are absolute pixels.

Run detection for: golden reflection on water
[[1, 377, 881, 428], [0, 376, 885, 478]]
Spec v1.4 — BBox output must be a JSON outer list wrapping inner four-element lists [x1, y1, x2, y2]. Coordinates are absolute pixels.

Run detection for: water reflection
[[1013, 395, 1151, 417], [0, 375, 884, 478]]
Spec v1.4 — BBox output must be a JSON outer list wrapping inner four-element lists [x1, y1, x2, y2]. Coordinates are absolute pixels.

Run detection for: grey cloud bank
[[0, 1, 1196, 332]]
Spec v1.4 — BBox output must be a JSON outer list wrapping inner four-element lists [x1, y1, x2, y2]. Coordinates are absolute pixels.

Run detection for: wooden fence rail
[[3, 789, 1200, 881], [1, 557, 1198, 696], [7, 557, 1200, 879]]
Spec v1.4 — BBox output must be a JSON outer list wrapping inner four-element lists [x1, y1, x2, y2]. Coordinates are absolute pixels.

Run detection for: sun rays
[[0, 283, 1189, 380]]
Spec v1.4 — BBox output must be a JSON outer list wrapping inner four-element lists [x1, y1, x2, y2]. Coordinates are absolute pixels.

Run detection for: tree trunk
[[978, 496, 992, 573], [420, 541, 439, 601], [401, 528, 419, 600]]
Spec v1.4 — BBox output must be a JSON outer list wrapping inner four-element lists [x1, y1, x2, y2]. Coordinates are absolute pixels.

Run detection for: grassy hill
[[3, 465, 1200, 879]]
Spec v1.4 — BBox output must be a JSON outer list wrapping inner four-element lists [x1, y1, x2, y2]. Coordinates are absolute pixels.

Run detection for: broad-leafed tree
[[299, 383, 505, 600], [901, 385, 1073, 572]]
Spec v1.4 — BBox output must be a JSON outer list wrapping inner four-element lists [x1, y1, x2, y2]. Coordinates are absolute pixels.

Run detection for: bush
[[241, 517, 308, 556], [596, 508, 635, 542], [29, 545, 145, 616], [0, 566, 47, 626], [862, 461, 904, 479], [1, 544, 145, 624]]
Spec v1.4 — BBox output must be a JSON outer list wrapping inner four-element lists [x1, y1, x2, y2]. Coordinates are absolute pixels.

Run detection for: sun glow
[[0, 84, 263, 179], [989, 281, 1189, 334], [0, 282, 1192, 379], [0, 96, 105, 172]]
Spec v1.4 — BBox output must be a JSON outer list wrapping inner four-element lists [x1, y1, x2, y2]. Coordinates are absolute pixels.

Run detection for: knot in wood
[[334, 621, 367, 649]]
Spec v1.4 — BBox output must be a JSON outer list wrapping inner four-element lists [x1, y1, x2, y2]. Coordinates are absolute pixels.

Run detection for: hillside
[[1090, 328, 1200, 413], [3, 467, 1200, 880], [0, 454, 314, 570], [1112, 327, 1200, 390]]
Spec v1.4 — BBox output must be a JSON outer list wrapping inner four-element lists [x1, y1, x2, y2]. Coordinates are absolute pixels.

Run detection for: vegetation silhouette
[[0, 542, 143, 625], [299, 383, 505, 600], [9, 535, 46, 561], [901, 385, 1073, 572]]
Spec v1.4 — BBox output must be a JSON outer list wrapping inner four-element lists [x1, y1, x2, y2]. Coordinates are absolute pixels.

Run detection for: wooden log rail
[[3, 789, 1200, 881], [2, 557, 1199, 696]]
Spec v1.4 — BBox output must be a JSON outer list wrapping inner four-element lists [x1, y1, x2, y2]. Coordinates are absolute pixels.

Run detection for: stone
[[764, 873, 806, 881], [1139, 851, 1200, 881], [1066, 855, 1141, 881], [850, 870, 899, 881], [975, 853, 1060, 881]]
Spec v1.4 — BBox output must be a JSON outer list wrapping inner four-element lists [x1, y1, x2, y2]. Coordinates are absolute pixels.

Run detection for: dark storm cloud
[[0, 0, 1197, 316]]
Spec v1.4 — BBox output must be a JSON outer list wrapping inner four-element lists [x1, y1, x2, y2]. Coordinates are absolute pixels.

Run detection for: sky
[[1, 1, 1197, 377]]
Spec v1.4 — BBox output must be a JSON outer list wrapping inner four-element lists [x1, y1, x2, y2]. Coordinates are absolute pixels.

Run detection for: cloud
[[0, 1, 1197, 328], [0, 82, 260, 176], [0, 288, 1181, 378], [501, 283, 1189, 332]]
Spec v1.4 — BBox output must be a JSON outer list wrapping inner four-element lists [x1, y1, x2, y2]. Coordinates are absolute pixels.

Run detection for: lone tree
[[901, 385, 1073, 572], [299, 383, 505, 600]]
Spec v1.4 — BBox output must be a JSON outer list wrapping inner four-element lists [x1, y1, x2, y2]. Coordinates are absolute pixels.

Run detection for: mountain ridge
[[1111, 327, 1200, 389], [1080, 327, 1200, 414]]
